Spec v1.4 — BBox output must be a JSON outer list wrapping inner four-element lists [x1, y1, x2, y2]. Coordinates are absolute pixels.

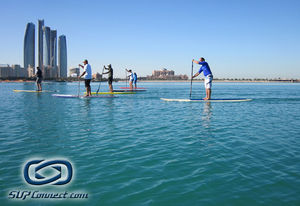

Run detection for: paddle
[[78, 78, 80, 97], [125, 69, 128, 88], [96, 66, 105, 95], [189, 60, 194, 99]]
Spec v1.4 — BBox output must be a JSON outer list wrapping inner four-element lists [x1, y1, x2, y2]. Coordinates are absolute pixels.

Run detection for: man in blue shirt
[[192, 57, 213, 100], [133, 73, 138, 89]]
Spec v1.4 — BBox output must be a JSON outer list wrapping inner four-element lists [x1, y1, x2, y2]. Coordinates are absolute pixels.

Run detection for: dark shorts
[[108, 77, 113, 85], [85, 79, 91, 88], [36, 77, 42, 84]]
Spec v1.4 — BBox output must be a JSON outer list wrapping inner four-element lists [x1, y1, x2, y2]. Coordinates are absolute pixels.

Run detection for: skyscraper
[[24, 22, 35, 73], [38, 19, 44, 69], [43, 26, 50, 66], [50, 30, 57, 67], [50, 30, 57, 78], [58, 35, 67, 78]]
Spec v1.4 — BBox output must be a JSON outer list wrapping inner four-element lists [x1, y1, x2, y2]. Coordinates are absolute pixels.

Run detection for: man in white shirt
[[125, 69, 134, 90], [79, 59, 92, 96]]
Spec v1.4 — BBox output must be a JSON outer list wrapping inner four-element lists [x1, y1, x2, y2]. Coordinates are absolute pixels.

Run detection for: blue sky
[[0, 0, 299, 78]]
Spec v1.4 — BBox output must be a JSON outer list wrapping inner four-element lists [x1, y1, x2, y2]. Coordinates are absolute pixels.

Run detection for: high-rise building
[[24, 23, 35, 73], [50, 30, 57, 67], [50, 30, 57, 78], [58, 35, 67, 78], [38, 19, 44, 69], [42, 26, 51, 78], [43, 26, 51, 67]]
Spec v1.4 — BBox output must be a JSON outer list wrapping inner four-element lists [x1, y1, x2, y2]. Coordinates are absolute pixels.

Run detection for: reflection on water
[[202, 102, 212, 128], [83, 98, 91, 111], [79, 98, 92, 129], [105, 97, 116, 130]]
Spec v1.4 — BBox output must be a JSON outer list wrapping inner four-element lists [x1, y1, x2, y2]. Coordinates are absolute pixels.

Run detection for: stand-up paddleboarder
[[133, 72, 138, 89], [192, 57, 213, 100], [126, 69, 134, 90], [79, 59, 92, 97], [103, 64, 114, 93], [36, 66, 43, 91]]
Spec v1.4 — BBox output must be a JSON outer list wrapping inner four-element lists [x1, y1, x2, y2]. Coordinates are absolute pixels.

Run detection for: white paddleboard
[[52, 94, 116, 98], [13, 89, 58, 93], [160, 98, 252, 102]]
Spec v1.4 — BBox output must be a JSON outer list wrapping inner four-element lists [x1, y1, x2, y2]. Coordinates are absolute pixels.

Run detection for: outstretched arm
[[192, 59, 200, 64], [192, 72, 200, 79], [192, 59, 205, 65], [79, 71, 86, 78]]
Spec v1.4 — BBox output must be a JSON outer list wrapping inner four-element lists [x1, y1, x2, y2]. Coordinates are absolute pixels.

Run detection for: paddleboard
[[113, 89, 146, 92], [160, 98, 252, 102], [13, 89, 58, 93], [52, 94, 116, 98], [120, 87, 146, 89], [85, 91, 136, 94]]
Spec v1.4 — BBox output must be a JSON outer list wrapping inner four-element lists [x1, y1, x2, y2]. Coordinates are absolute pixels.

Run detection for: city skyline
[[0, 0, 300, 79], [0, 18, 68, 79], [39, 20, 67, 78]]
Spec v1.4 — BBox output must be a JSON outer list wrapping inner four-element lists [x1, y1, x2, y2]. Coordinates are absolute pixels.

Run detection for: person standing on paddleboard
[[133, 72, 138, 89], [36, 66, 43, 91], [126, 69, 134, 90], [103, 64, 114, 93], [79, 59, 92, 96], [192, 57, 213, 100]]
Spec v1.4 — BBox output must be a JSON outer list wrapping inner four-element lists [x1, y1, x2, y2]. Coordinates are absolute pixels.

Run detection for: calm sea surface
[[0, 82, 300, 206]]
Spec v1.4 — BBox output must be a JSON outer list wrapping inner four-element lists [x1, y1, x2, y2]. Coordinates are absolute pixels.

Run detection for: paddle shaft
[[189, 61, 194, 99], [78, 79, 80, 97], [125, 70, 127, 88]]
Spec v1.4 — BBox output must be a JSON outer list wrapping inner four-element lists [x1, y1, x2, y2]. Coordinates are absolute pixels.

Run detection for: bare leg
[[109, 84, 113, 93], [88, 86, 91, 96], [129, 81, 133, 90], [85, 87, 89, 96], [204, 89, 208, 100], [37, 83, 42, 91], [207, 89, 211, 100]]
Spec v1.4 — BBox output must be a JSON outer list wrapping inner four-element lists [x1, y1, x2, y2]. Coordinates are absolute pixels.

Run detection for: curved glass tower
[[43, 26, 51, 66], [50, 30, 57, 68], [58, 35, 67, 78], [50, 30, 57, 78], [24, 23, 35, 71]]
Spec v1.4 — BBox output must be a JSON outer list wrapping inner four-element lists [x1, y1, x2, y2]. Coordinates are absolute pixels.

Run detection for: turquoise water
[[0, 82, 300, 206]]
